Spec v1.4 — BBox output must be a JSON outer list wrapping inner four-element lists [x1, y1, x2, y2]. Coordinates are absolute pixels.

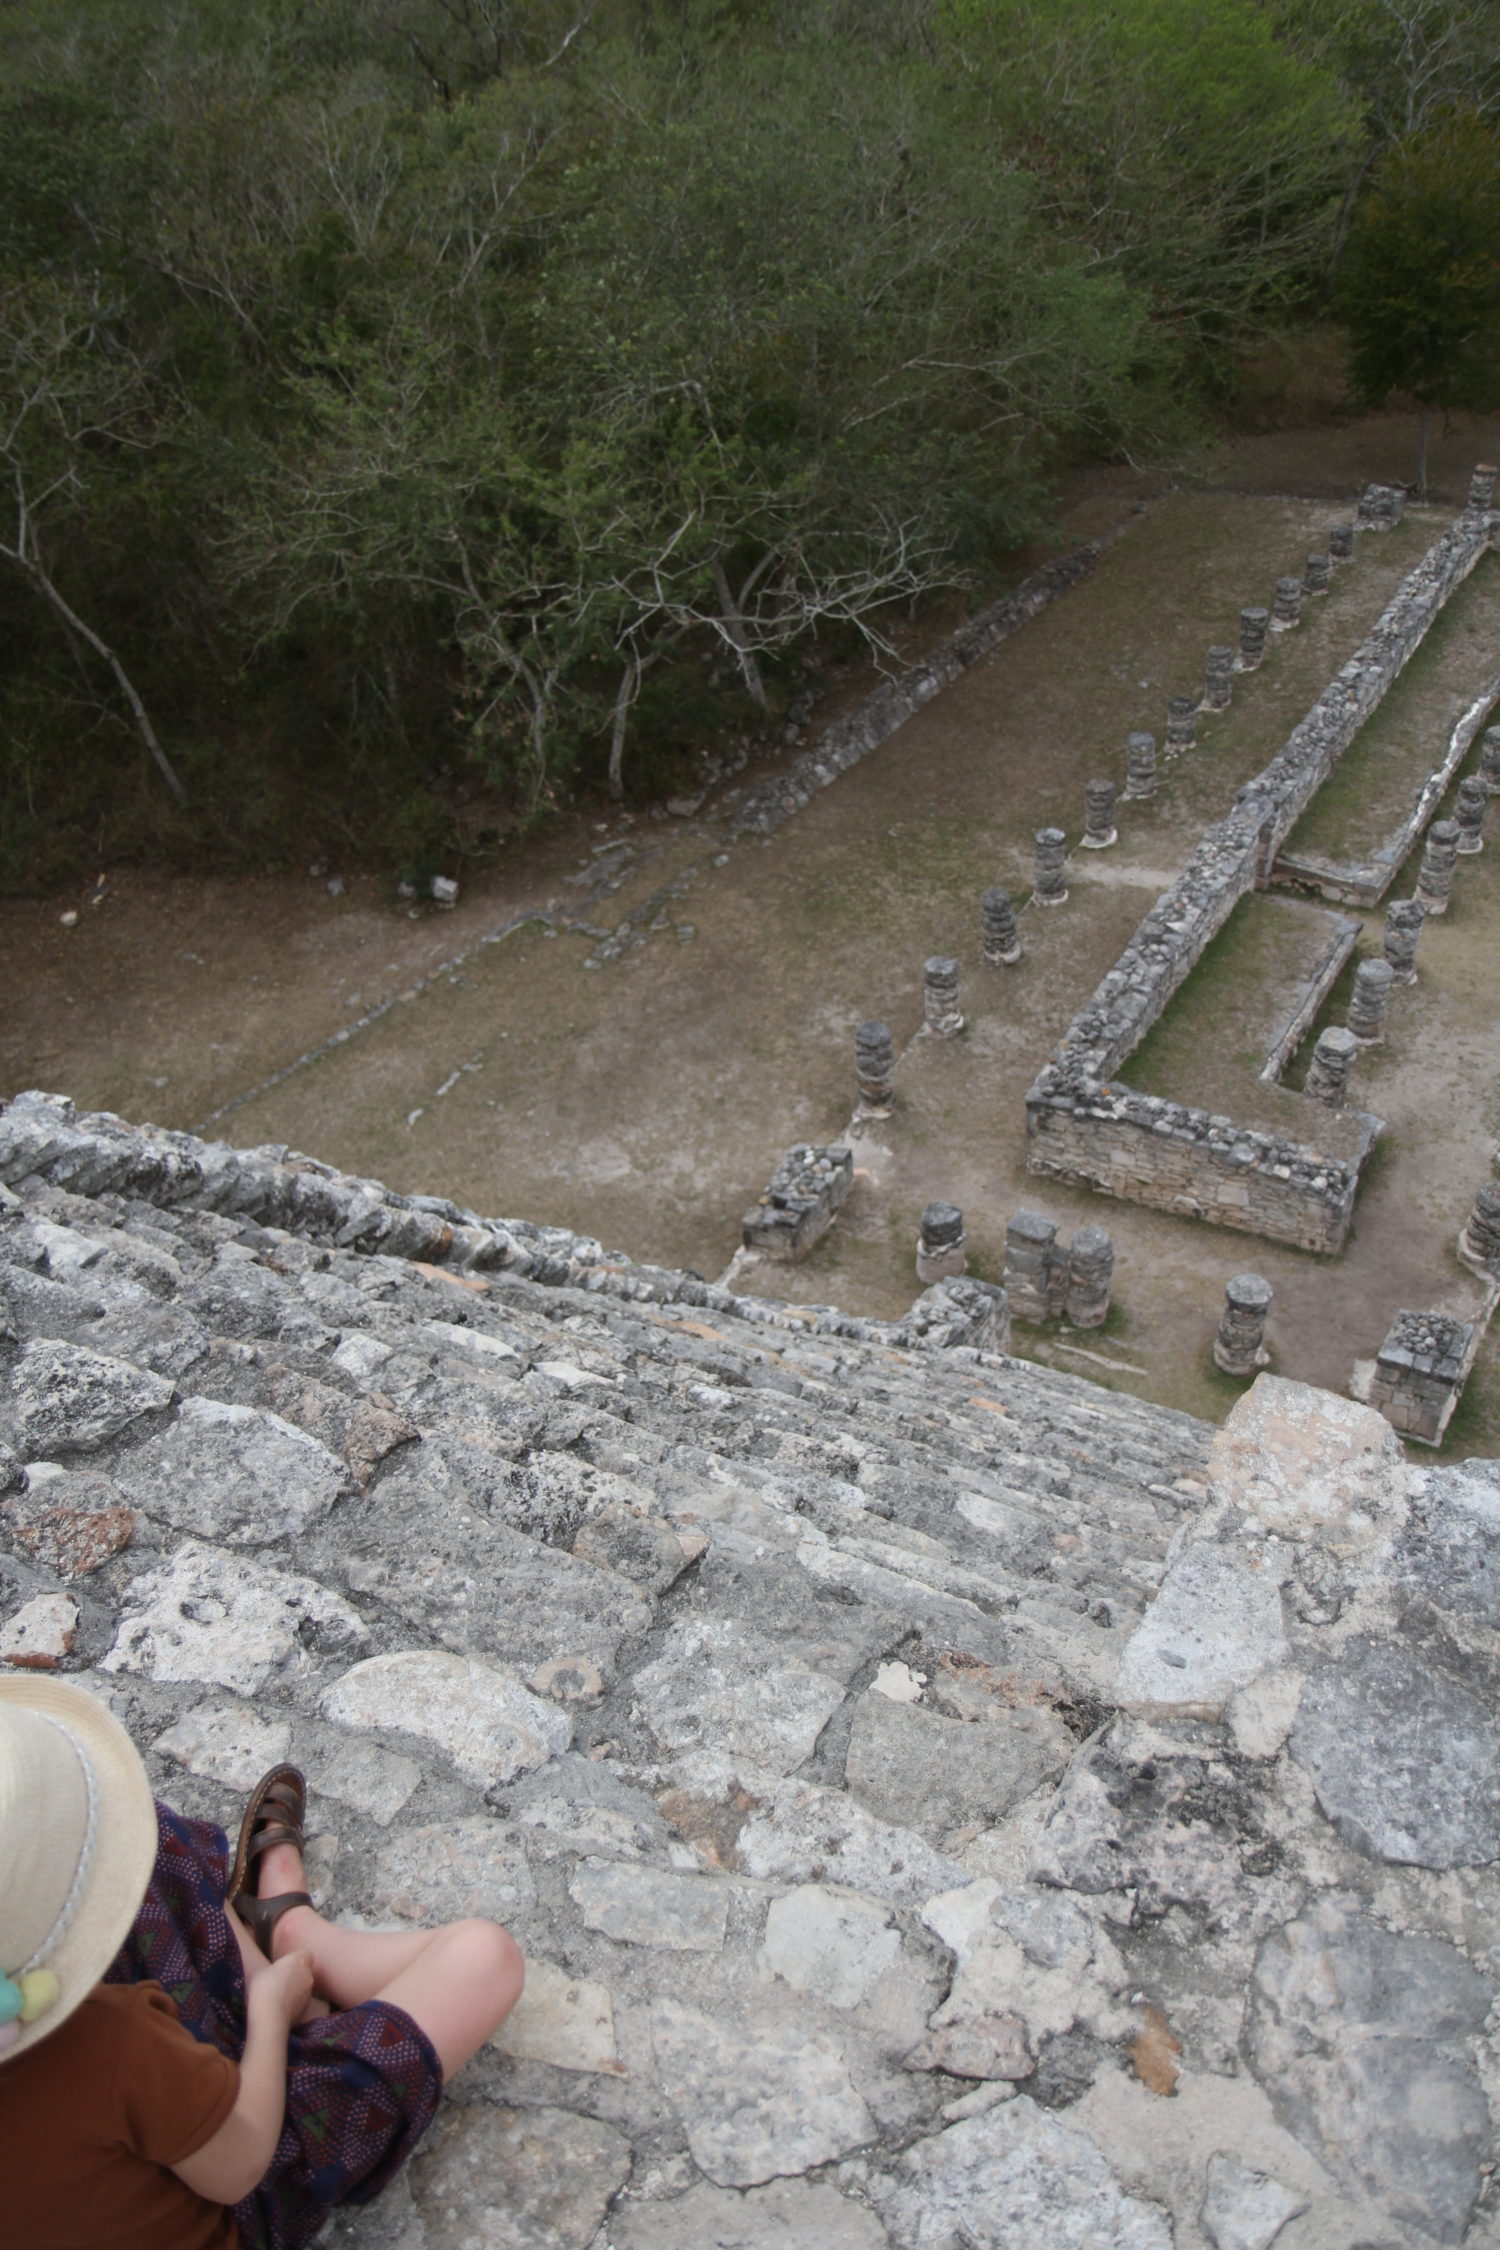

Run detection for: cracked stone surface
[[4, 1099, 1498, 2250]]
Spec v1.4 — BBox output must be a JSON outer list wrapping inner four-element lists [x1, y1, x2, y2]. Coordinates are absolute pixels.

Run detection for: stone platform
[[1, 1092, 1497, 2249]]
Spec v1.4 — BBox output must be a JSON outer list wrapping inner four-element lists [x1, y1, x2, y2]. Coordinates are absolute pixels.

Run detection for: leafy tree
[[1336, 109, 1500, 492]]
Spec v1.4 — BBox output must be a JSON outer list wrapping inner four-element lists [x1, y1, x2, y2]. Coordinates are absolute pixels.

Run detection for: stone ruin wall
[[1026, 497, 1499, 1252]]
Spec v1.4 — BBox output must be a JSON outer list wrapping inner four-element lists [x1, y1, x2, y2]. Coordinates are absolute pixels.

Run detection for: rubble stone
[[873, 2098, 1172, 2250], [651, 1998, 875, 2188], [321, 1651, 570, 1790], [401, 2104, 630, 2250], [11, 1338, 173, 1455]]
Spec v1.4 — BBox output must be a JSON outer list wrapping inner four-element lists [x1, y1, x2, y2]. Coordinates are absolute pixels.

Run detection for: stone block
[[743, 1145, 853, 1262]]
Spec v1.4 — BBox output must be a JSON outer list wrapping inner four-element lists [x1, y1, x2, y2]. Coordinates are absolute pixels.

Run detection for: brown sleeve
[[116, 1984, 241, 2166]]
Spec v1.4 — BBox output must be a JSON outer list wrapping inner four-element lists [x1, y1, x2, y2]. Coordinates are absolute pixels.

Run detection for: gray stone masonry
[[1123, 731, 1157, 799], [1468, 463, 1498, 510], [1165, 694, 1196, 753], [915, 1201, 967, 1286], [1201, 645, 1234, 712], [1271, 576, 1304, 630], [980, 887, 1021, 966], [1002, 1208, 1064, 1322], [5, 1103, 1500, 2248], [1080, 779, 1117, 849], [1482, 726, 1500, 794], [1456, 774, 1488, 852], [854, 1020, 895, 1112], [1416, 817, 1460, 914], [1304, 1026, 1358, 1108], [1063, 1225, 1113, 1329], [1329, 522, 1355, 561], [1358, 482, 1407, 528], [1368, 1307, 1475, 1440], [1212, 1273, 1272, 1375], [1033, 828, 1068, 907], [1238, 605, 1269, 669], [1459, 1181, 1500, 1276], [1346, 957, 1395, 1044], [923, 956, 964, 1036], [742, 1145, 853, 1262], [1383, 896, 1426, 983], [1303, 553, 1331, 596]]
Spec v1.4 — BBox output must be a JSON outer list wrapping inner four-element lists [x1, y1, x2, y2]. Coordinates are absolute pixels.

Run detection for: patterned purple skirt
[[105, 1802, 443, 2250]]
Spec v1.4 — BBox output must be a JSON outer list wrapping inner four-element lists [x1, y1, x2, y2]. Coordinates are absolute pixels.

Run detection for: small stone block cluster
[[980, 887, 1021, 965], [1358, 483, 1406, 529], [1468, 464, 1497, 510], [1004, 1209, 1113, 1329], [1459, 1182, 1500, 1277], [1033, 828, 1068, 906], [1201, 646, 1234, 712], [923, 956, 964, 1036], [1304, 1026, 1357, 1108], [1368, 1308, 1473, 1442], [1455, 775, 1488, 852], [1416, 818, 1459, 914], [1382, 897, 1425, 983], [1213, 1273, 1273, 1376], [1080, 779, 1117, 849], [742, 1144, 853, 1262], [915, 1201, 967, 1285], [1238, 606, 1268, 669], [1328, 522, 1355, 561], [1123, 731, 1157, 798], [1346, 958, 1394, 1044], [854, 1020, 895, 1110]]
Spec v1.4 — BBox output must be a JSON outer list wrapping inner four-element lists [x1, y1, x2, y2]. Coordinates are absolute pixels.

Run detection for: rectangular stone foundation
[[1367, 1291, 1497, 1444], [742, 1144, 853, 1262]]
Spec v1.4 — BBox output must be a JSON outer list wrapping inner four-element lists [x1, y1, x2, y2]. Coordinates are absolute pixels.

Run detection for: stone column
[[1303, 553, 1331, 596], [1064, 1224, 1114, 1329], [916, 1201, 967, 1284], [1271, 576, 1304, 629], [1034, 828, 1068, 906], [1358, 483, 1406, 529], [1165, 695, 1196, 753], [1346, 957, 1394, 1044], [1305, 1025, 1357, 1107], [1214, 1274, 1272, 1375], [1202, 645, 1234, 711], [1382, 897, 1425, 984], [1124, 731, 1158, 799], [1415, 818, 1460, 915], [1459, 1182, 1500, 1275], [1081, 778, 1117, 848], [855, 1019, 895, 1110], [923, 956, 963, 1035], [981, 886, 1021, 965], [1003, 1209, 1061, 1323], [1238, 607, 1269, 670], [1468, 464, 1498, 511], [1481, 727, 1500, 795], [1328, 522, 1355, 562], [1455, 775, 1488, 853]]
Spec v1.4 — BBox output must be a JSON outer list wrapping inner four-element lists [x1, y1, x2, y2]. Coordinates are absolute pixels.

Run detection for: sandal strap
[[236, 1891, 314, 1952], [245, 1821, 305, 1866]]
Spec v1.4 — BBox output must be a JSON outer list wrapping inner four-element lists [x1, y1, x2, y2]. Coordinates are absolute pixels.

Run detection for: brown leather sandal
[[226, 1764, 314, 1954]]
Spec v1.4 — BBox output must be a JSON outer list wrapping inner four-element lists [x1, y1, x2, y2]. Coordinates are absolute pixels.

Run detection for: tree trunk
[[711, 559, 770, 712], [608, 652, 640, 801], [10, 548, 188, 806], [1416, 401, 1432, 500]]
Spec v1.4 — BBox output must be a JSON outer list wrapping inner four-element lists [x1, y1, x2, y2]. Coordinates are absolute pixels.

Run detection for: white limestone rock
[[12, 1337, 174, 1454], [761, 1886, 901, 2011], [0, 1590, 78, 1669], [632, 1618, 848, 1774], [568, 1857, 729, 1951], [1200, 2155, 1308, 2250], [872, 2097, 1172, 2250], [736, 1778, 971, 1907], [321, 1650, 570, 1790], [369, 1817, 537, 1924], [844, 1691, 1071, 1841], [116, 1397, 350, 1544], [1112, 1539, 1289, 1720], [1208, 1376, 1409, 1550], [490, 1957, 619, 2075], [155, 1702, 292, 1788], [401, 2103, 630, 2249], [301, 1734, 421, 1828], [651, 1997, 876, 2187], [609, 2177, 891, 2249], [102, 1541, 367, 1694]]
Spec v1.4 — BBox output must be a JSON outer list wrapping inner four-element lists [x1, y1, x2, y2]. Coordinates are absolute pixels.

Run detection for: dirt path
[[6, 405, 1500, 1447]]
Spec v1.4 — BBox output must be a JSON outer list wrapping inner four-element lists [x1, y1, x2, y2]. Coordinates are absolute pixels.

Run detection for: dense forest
[[1, 0, 1497, 887]]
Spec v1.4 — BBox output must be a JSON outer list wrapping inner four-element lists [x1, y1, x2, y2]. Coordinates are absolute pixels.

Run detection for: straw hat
[[0, 1676, 157, 2062]]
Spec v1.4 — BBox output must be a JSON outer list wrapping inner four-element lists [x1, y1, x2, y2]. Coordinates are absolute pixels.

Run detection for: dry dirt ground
[[6, 407, 1500, 1448]]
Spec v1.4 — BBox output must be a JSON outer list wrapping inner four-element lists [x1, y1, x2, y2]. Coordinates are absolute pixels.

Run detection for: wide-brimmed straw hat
[[0, 1676, 157, 2063]]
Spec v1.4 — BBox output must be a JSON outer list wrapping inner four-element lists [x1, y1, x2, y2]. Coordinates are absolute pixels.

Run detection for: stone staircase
[[1, 1093, 1495, 2250]]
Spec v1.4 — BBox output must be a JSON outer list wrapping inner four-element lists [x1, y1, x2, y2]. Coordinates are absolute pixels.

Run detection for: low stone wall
[[1026, 1078, 1379, 1254], [0, 1093, 1004, 1357], [1259, 912, 1361, 1084], [1026, 499, 1497, 1250]]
